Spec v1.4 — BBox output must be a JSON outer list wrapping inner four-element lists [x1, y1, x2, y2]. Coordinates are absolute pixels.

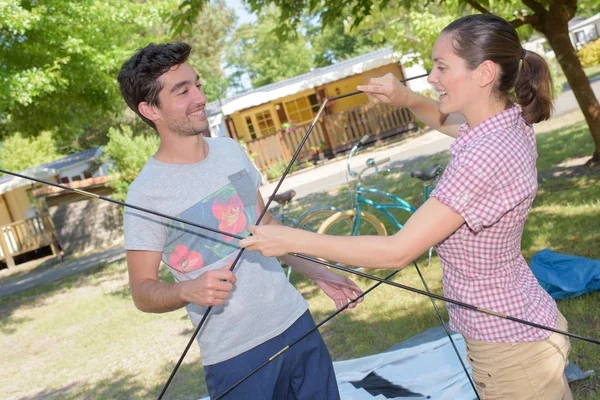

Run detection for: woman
[[240, 14, 572, 400]]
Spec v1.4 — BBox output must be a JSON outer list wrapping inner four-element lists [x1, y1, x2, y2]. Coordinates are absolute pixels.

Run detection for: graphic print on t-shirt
[[163, 169, 258, 274]]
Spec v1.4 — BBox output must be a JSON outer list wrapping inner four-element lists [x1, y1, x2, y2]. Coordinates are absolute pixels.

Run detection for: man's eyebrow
[[169, 75, 200, 94]]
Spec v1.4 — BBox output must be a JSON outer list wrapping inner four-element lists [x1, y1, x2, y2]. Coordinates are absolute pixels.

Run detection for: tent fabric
[[334, 333, 476, 400], [530, 248, 600, 300]]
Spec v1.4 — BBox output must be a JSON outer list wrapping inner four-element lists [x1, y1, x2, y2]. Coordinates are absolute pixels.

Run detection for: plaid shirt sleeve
[[432, 160, 509, 233], [431, 135, 537, 234]]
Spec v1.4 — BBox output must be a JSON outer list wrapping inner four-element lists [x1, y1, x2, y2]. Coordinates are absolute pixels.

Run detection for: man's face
[[154, 63, 209, 137]]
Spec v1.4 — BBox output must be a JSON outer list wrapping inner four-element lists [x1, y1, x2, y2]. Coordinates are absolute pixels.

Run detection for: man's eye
[[179, 90, 188, 95], [196, 83, 202, 89]]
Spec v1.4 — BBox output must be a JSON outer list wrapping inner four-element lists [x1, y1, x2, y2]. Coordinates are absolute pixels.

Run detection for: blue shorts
[[205, 310, 340, 400]]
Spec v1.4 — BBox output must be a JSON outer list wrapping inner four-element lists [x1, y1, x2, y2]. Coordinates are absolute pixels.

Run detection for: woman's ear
[[477, 60, 497, 88], [138, 102, 160, 123]]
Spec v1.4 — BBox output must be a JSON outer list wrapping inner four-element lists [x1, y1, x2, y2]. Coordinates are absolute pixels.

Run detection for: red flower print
[[212, 194, 246, 242], [169, 245, 204, 273]]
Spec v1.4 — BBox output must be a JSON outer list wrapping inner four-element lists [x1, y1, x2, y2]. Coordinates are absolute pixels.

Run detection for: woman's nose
[[427, 72, 437, 84]]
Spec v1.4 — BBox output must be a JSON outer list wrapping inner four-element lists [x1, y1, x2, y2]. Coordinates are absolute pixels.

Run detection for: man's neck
[[154, 134, 209, 164]]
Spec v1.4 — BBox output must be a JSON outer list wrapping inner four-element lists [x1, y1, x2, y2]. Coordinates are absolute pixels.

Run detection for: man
[[118, 42, 362, 399]]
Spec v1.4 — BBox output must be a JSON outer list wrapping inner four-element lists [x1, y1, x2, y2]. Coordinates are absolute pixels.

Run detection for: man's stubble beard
[[171, 120, 210, 138]]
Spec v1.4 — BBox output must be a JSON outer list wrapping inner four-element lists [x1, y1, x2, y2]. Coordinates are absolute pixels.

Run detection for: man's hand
[[179, 268, 237, 307], [315, 271, 364, 311]]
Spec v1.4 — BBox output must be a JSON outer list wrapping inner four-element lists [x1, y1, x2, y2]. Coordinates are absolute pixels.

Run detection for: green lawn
[[555, 63, 600, 92], [1, 111, 599, 399]]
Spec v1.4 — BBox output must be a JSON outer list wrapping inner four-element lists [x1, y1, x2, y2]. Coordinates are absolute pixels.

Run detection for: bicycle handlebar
[[346, 135, 390, 181]]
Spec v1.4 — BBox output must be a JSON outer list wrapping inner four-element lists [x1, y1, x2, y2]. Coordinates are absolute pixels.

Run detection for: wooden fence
[[245, 102, 417, 171], [0, 214, 58, 268]]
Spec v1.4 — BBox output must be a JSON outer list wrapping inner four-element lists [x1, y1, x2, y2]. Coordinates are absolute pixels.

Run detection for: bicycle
[[317, 135, 442, 266]]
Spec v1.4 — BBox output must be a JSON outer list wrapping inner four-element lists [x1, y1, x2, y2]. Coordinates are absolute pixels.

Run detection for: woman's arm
[[357, 73, 464, 138], [242, 198, 465, 270]]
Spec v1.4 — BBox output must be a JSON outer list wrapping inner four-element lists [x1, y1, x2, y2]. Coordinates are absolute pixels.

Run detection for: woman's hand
[[240, 224, 297, 257], [357, 73, 416, 107]]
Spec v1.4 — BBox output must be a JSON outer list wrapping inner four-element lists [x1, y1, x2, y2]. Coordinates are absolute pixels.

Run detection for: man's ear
[[477, 60, 497, 88], [138, 101, 160, 123]]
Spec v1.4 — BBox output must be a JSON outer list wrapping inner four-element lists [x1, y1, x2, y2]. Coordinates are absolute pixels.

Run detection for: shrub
[[102, 125, 159, 202], [265, 161, 297, 181], [578, 39, 600, 68]]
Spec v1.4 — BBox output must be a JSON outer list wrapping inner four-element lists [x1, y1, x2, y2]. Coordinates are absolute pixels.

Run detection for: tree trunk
[[541, 20, 600, 165]]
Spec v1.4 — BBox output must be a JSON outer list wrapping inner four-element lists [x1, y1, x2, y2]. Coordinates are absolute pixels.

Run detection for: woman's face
[[427, 33, 479, 117]]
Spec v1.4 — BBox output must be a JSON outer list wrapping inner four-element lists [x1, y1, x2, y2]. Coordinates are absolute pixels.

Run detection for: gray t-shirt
[[124, 137, 308, 365]]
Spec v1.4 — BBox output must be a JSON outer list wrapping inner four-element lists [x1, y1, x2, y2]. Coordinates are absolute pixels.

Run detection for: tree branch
[[463, 0, 491, 14], [521, 0, 547, 18], [509, 14, 540, 30]]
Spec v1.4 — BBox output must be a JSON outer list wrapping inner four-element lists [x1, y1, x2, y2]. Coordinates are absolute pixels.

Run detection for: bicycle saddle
[[411, 164, 442, 181], [272, 189, 296, 205]]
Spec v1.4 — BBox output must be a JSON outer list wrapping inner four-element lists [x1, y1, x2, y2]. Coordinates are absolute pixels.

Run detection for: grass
[[555, 63, 600, 92], [1, 111, 599, 399]]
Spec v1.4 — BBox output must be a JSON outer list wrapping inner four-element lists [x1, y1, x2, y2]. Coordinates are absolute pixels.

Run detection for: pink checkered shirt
[[431, 105, 557, 342]]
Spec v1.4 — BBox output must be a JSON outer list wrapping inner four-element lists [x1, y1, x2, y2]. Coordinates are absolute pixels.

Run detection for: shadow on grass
[[18, 374, 148, 400]]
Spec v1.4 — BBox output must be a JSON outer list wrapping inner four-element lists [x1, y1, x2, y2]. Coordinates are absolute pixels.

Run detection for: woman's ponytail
[[514, 50, 554, 124]]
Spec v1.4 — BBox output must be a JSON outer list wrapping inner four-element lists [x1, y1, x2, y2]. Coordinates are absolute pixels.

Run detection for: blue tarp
[[530, 249, 600, 300]]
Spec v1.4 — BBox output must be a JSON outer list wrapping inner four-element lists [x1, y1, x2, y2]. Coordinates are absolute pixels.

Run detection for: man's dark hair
[[118, 43, 191, 129]]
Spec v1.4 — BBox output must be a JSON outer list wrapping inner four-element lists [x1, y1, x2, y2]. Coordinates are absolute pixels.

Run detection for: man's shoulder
[[126, 159, 162, 198], [208, 136, 241, 151]]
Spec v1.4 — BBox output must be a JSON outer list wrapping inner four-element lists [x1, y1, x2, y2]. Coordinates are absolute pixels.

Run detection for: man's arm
[[127, 250, 236, 313]]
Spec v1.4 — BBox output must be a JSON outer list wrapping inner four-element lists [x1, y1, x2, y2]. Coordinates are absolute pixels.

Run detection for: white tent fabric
[[334, 333, 475, 399]]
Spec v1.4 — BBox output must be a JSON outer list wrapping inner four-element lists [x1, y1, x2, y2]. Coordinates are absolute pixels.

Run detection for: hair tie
[[521, 49, 527, 60]]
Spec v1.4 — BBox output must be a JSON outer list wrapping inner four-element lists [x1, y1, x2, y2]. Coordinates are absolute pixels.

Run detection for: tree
[[223, 5, 379, 89], [1, 0, 235, 153], [102, 126, 160, 202], [176, 0, 600, 165], [0, 131, 64, 172], [225, 6, 314, 88], [309, 19, 379, 67], [175, 0, 236, 101], [0, 0, 175, 152]]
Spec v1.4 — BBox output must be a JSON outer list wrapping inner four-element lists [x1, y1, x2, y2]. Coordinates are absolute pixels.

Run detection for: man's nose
[[191, 85, 207, 102]]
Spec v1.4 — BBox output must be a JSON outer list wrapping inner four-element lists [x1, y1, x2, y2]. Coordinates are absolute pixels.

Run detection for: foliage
[[578, 39, 600, 68], [308, 18, 379, 68], [176, 0, 236, 101], [350, 5, 459, 70], [225, 6, 314, 89], [1, 0, 235, 152], [102, 125, 159, 202], [0, 131, 64, 172], [224, 4, 379, 90], [0, 0, 176, 151], [265, 160, 297, 181]]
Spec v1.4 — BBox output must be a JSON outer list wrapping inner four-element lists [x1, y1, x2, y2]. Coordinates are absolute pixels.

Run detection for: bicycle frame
[[345, 135, 438, 236], [352, 187, 416, 234]]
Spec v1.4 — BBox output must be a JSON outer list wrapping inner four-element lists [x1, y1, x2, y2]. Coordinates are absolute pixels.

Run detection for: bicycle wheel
[[318, 209, 387, 236], [293, 207, 342, 232]]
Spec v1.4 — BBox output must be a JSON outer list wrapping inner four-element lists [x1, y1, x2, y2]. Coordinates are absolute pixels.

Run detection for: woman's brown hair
[[442, 14, 554, 124]]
